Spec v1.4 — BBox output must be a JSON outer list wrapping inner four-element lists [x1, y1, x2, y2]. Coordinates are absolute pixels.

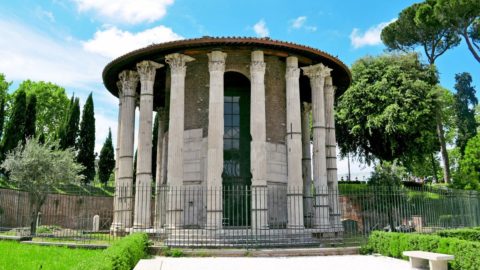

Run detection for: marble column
[[285, 56, 304, 229], [111, 81, 123, 232], [154, 108, 167, 229], [113, 70, 139, 231], [301, 63, 331, 230], [301, 102, 313, 227], [206, 51, 227, 229], [165, 53, 195, 228], [324, 77, 342, 230], [250, 50, 268, 230], [133, 60, 163, 229]]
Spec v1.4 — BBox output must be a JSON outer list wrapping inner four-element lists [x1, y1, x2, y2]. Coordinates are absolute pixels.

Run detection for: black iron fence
[[1, 184, 479, 248]]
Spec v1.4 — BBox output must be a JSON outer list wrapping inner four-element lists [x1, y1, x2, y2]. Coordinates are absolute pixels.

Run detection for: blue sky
[[0, 0, 478, 177]]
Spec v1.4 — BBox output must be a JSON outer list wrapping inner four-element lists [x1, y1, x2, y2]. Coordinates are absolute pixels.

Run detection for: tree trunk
[[430, 152, 438, 183], [436, 114, 450, 183], [463, 30, 480, 63]]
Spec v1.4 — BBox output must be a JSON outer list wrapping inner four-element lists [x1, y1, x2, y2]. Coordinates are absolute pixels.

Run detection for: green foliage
[[15, 80, 70, 140], [1, 138, 84, 233], [1, 89, 27, 159], [152, 112, 158, 181], [59, 96, 80, 150], [434, 0, 480, 62], [381, 0, 460, 65], [454, 72, 478, 155], [24, 94, 37, 140], [133, 149, 137, 184], [336, 53, 438, 163], [364, 231, 480, 270], [160, 247, 185, 257], [0, 74, 11, 140], [77, 93, 96, 184], [0, 240, 101, 270], [98, 129, 115, 185], [73, 233, 150, 270], [368, 162, 406, 186], [455, 133, 480, 190], [436, 228, 480, 241]]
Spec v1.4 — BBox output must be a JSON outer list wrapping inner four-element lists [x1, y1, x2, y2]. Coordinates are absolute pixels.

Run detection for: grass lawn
[[0, 240, 102, 270]]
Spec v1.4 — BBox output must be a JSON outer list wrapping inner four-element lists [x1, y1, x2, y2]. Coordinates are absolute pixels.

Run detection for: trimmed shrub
[[364, 231, 480, 270], [436, 228, 480, 242], [74, 233, 149, 270]]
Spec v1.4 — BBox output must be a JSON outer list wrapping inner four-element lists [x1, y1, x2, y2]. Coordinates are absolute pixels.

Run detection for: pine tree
[[454, 72, 478, 155], [152, 112, 159, 181], [98, 128, 115, 186], [77, 93, 96, 184], [2, 89, 27, 159], [24, 94, 37, 140], [59, 96, 80, 149]]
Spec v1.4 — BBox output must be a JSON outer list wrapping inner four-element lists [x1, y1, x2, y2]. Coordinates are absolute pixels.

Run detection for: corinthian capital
[[250, 61, 266, 74], [118, 70, 139, 96], [165, 53, 195, 75], [116, 80, 123, 100], [302, 102, 312, 113], [136, 60, 164, 82], [208, 51, 227, 73], [301, 63, 332, 80]]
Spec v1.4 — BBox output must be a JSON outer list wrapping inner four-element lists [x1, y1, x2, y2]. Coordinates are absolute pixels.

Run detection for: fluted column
[[301, 102, 314, 227], [154, 108, 167, 229], [111, 81, 123, 232], [133, 60, 163, 229], [302, 63, 331, 230], [250, 51, 268, 230], [165, 53, 195, 228], [113, 70, 139, 231], [324, 77, 342, 230], [206, 51, 227, 229], [285, 56, 304, 229]]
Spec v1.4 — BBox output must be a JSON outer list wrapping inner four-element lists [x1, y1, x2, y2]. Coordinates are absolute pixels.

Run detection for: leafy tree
[[1, 138, 84, 234], [455, 133, 480, 190], [0, 74, 11, 139], [98, 128, 115, 186], [381, 0, 460, 183], [454, 72, 478, 155], [77, 93, 96, 184], [434, 0, 480, 63], [59, 96, 80, 149], [152, 112, 159, 181], [15, 81, 69, 140], [336, 53, 438, 164], [1, 89, 27, 159], [24, 94, 37, 140]]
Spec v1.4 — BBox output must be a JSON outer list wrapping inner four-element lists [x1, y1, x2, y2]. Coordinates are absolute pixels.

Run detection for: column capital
[[157, 107, 168, 120], [302, 102, 312, 113], [301, 63, 332, 80], [286, 56, 300, 79], [250, 50, 266, 74], [208, 51, 227, 73], [165, 53, 195, 75], [137, 60, 164, 82], [118, 70, 139, 96], [116, 80, 123, 100]]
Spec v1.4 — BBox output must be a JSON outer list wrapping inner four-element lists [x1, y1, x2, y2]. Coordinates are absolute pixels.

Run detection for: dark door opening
[[222, 72, 251, 227]]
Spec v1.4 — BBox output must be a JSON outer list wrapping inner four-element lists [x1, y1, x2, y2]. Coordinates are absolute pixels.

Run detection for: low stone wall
[[0, 188, 113, 231]]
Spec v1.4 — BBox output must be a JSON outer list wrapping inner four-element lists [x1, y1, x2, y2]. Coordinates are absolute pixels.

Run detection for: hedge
[[436, 228, 480, 242], [363, 231, 480, 270], [74, 233, 149, 270]]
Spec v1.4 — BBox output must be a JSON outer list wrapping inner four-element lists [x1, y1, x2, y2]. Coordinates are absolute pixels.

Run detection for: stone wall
[[0, 188, 113, 231]]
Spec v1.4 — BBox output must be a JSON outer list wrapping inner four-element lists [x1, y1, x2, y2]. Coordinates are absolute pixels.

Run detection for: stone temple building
[[103, 37, 351, 243]]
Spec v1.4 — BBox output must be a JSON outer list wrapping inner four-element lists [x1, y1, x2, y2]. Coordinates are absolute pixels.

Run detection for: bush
[[436, 228, 480, 242], [364, 231, 480, 270], [74, 233, 149, 270]]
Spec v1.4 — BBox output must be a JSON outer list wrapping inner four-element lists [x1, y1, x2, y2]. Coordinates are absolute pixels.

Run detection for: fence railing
[[1, 184, 479, 248]]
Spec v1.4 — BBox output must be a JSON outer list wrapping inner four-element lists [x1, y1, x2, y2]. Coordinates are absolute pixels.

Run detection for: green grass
[[0, 240, 102, 270]]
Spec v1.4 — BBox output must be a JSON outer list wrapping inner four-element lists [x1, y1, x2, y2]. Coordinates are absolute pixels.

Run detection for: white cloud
[[291, 16, 307, 29], [72, 0, 174, 24], [83, 25, 183, 59], [253, 19, 269, 37], [35, 7, 55, 22], [350, 19, 396, 49]]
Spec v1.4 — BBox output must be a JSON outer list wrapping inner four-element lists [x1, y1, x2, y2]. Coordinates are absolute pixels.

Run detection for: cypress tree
[[98, 128, 115, 186], [2, 89, 27, 158], [152, 112, 159, 181], [454, 72, 478, 155], [0, 73, 11, 140], [77, 93, 96, 184], [0, 97, 5, 140], [25, 94, 37, 140], [133, 149, 137, 184], [59, 96, 80, 149]]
